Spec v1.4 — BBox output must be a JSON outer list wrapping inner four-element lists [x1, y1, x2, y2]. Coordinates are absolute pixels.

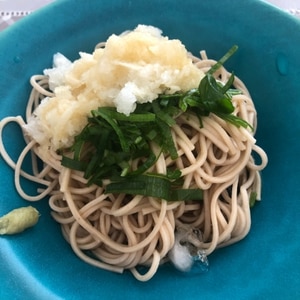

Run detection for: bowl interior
[[0, 0, 299, 299]]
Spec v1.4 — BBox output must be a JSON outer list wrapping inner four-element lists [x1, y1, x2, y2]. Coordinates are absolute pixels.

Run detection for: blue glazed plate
[[0, 0, 299, 299]]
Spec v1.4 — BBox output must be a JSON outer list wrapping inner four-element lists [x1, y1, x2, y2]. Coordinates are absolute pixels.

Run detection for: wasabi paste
[[0, 206, 40, 235]]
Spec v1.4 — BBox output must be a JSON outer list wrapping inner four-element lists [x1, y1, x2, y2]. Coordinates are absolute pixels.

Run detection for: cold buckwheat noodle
[[0, 32, 267, 281]]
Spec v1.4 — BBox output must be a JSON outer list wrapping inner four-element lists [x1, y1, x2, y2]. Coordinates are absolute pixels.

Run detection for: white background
[[0, 0, 299, 12], [0, 0, 55, 11]]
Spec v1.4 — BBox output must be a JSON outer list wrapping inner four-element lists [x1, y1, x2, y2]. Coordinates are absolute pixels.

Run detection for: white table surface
[[0, 0, 299, 31]]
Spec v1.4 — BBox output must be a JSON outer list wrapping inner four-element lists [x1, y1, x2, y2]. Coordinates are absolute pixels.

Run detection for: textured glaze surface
[[0, 0, 299, 299]]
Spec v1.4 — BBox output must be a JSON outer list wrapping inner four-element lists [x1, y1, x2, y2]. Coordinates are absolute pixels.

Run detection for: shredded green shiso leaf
[[61, 45, 251, 202]]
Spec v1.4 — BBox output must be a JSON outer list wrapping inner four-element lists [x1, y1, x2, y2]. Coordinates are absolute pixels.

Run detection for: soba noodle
[[0, 35, 267, 281]]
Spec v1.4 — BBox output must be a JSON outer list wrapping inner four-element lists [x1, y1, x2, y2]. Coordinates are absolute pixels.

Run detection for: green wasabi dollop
[[0, 206, 40, 235]]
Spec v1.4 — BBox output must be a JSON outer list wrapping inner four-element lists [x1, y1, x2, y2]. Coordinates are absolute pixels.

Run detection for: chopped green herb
[[250, 191, 258, 207], [61, 45, 250, 201], [106, 174, 203, 201], [207, 45, 238, 75]]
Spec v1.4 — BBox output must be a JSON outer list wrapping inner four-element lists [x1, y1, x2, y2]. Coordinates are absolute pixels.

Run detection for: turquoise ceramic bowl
[[0, 0, 299, 299]]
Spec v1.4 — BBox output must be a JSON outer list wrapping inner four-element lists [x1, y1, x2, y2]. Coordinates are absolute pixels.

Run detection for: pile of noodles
[[0, 50, 267, 281]]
